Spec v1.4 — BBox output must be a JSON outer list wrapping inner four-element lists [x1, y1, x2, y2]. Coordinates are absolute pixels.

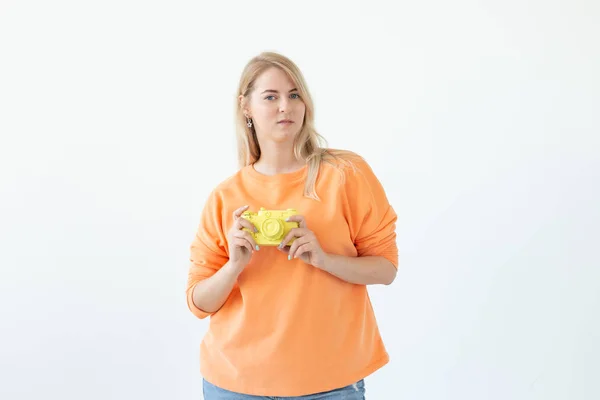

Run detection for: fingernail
[[288, 255, 291, 260], [285, 217, 290, 221], [255, 245, 260, 251], [254, 227, 259, 232]]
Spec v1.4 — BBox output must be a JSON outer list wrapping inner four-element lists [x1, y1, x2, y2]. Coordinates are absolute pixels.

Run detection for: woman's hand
[[277, 215, 328, 269], [227, 205, 259, 269]]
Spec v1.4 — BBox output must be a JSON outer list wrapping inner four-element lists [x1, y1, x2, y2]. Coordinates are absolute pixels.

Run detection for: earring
[[246, 117, 253, 128]]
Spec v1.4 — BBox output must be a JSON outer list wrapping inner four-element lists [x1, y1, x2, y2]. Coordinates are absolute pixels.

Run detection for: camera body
[[241, 207, 299, 246]]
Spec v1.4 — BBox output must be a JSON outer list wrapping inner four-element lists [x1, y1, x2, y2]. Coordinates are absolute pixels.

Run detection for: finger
[[279, 227, 309, 249], [236, 216, 258, 233], [285, 215, 306, 228], [233, 230, 259, 250], [293, 243, 313, 260], [233, 238, 253, 254], [287, 235, 312, 259], [277, 245, 290, 254], [232, 205, 250, 219]]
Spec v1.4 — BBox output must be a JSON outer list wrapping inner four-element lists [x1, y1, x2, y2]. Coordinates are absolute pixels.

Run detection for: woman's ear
[[238, 95, 251, 118]]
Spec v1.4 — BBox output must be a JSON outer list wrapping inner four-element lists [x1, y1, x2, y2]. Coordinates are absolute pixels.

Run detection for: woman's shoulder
[[320, 148, 375, 176], [319, 148, 388, 195], [203, 167, 249, 203]]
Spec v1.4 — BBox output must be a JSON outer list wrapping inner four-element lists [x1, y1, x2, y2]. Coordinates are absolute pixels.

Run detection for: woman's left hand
[[278, 215, 328, 269]]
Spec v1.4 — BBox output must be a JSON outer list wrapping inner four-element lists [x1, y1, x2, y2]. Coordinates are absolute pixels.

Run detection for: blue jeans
[[202, 378, 366, 399]]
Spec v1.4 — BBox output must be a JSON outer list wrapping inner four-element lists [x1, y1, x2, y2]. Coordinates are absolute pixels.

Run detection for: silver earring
[[246, 117, 253, 128]]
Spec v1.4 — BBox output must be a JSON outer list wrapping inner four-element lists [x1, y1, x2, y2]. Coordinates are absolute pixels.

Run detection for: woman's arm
[[191, 260, 243, 313], [280, 215, 398, 286], [320, 254, 397, 285], [188, 204, 260, 316]]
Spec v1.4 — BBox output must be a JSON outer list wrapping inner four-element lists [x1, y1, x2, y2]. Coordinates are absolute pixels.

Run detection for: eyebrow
[[260, 88, 298, 94]]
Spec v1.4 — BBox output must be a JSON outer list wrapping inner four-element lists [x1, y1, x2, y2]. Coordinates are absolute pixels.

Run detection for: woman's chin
[[267, 130, 300, 143]]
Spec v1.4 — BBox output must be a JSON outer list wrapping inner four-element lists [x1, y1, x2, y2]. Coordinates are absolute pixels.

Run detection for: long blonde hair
[[235, 51, 359, 200]]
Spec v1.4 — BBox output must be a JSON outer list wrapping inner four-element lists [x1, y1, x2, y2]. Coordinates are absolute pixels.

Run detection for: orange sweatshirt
[[186, 151, 398, 397]]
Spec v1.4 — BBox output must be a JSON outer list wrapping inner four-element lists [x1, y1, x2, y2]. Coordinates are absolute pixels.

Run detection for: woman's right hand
[[227, 205, 259, 269]]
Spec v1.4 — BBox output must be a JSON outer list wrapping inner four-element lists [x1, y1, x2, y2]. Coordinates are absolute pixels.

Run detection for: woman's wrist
[[316, 252, 332, 271], [223, 260, 245, 279]]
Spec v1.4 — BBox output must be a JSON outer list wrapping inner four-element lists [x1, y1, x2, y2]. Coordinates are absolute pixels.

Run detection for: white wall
[[1, 1, 598, 399]]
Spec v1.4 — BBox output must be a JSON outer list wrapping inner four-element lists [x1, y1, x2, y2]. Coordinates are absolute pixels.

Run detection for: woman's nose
[[278, 98, 290, 112]]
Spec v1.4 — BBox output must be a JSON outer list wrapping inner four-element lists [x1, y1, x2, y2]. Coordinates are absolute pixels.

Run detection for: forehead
[[253, 67, 296, 90]]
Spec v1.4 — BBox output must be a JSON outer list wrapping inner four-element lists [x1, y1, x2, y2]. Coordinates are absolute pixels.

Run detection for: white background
[[1, 1, 599, 399]]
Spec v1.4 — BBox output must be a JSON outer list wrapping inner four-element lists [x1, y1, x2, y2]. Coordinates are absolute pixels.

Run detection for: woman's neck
[[253, 142, 305, 176]]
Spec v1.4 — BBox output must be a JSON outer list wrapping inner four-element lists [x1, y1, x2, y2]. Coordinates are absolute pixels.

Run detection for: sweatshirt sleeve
[[186, 190, 229, 319], [344, 156, 398, 268]]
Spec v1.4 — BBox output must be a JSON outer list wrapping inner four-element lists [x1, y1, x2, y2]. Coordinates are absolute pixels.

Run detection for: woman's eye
[[265, 95, 276, 100], [290, 93, 300, 99]]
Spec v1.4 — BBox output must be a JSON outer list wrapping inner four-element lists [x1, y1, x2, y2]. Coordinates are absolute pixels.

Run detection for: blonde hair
[[235, 51, 359, 200]]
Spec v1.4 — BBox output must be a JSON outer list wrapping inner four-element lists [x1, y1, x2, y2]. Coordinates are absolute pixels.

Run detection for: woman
[[186, 51, 398, 399]]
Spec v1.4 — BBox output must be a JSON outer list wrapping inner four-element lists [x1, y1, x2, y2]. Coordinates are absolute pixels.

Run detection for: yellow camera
[[241, 207, 299, 246]]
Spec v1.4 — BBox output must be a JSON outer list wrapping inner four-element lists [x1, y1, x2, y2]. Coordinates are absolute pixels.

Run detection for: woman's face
[[244, 67, 306, 144]]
